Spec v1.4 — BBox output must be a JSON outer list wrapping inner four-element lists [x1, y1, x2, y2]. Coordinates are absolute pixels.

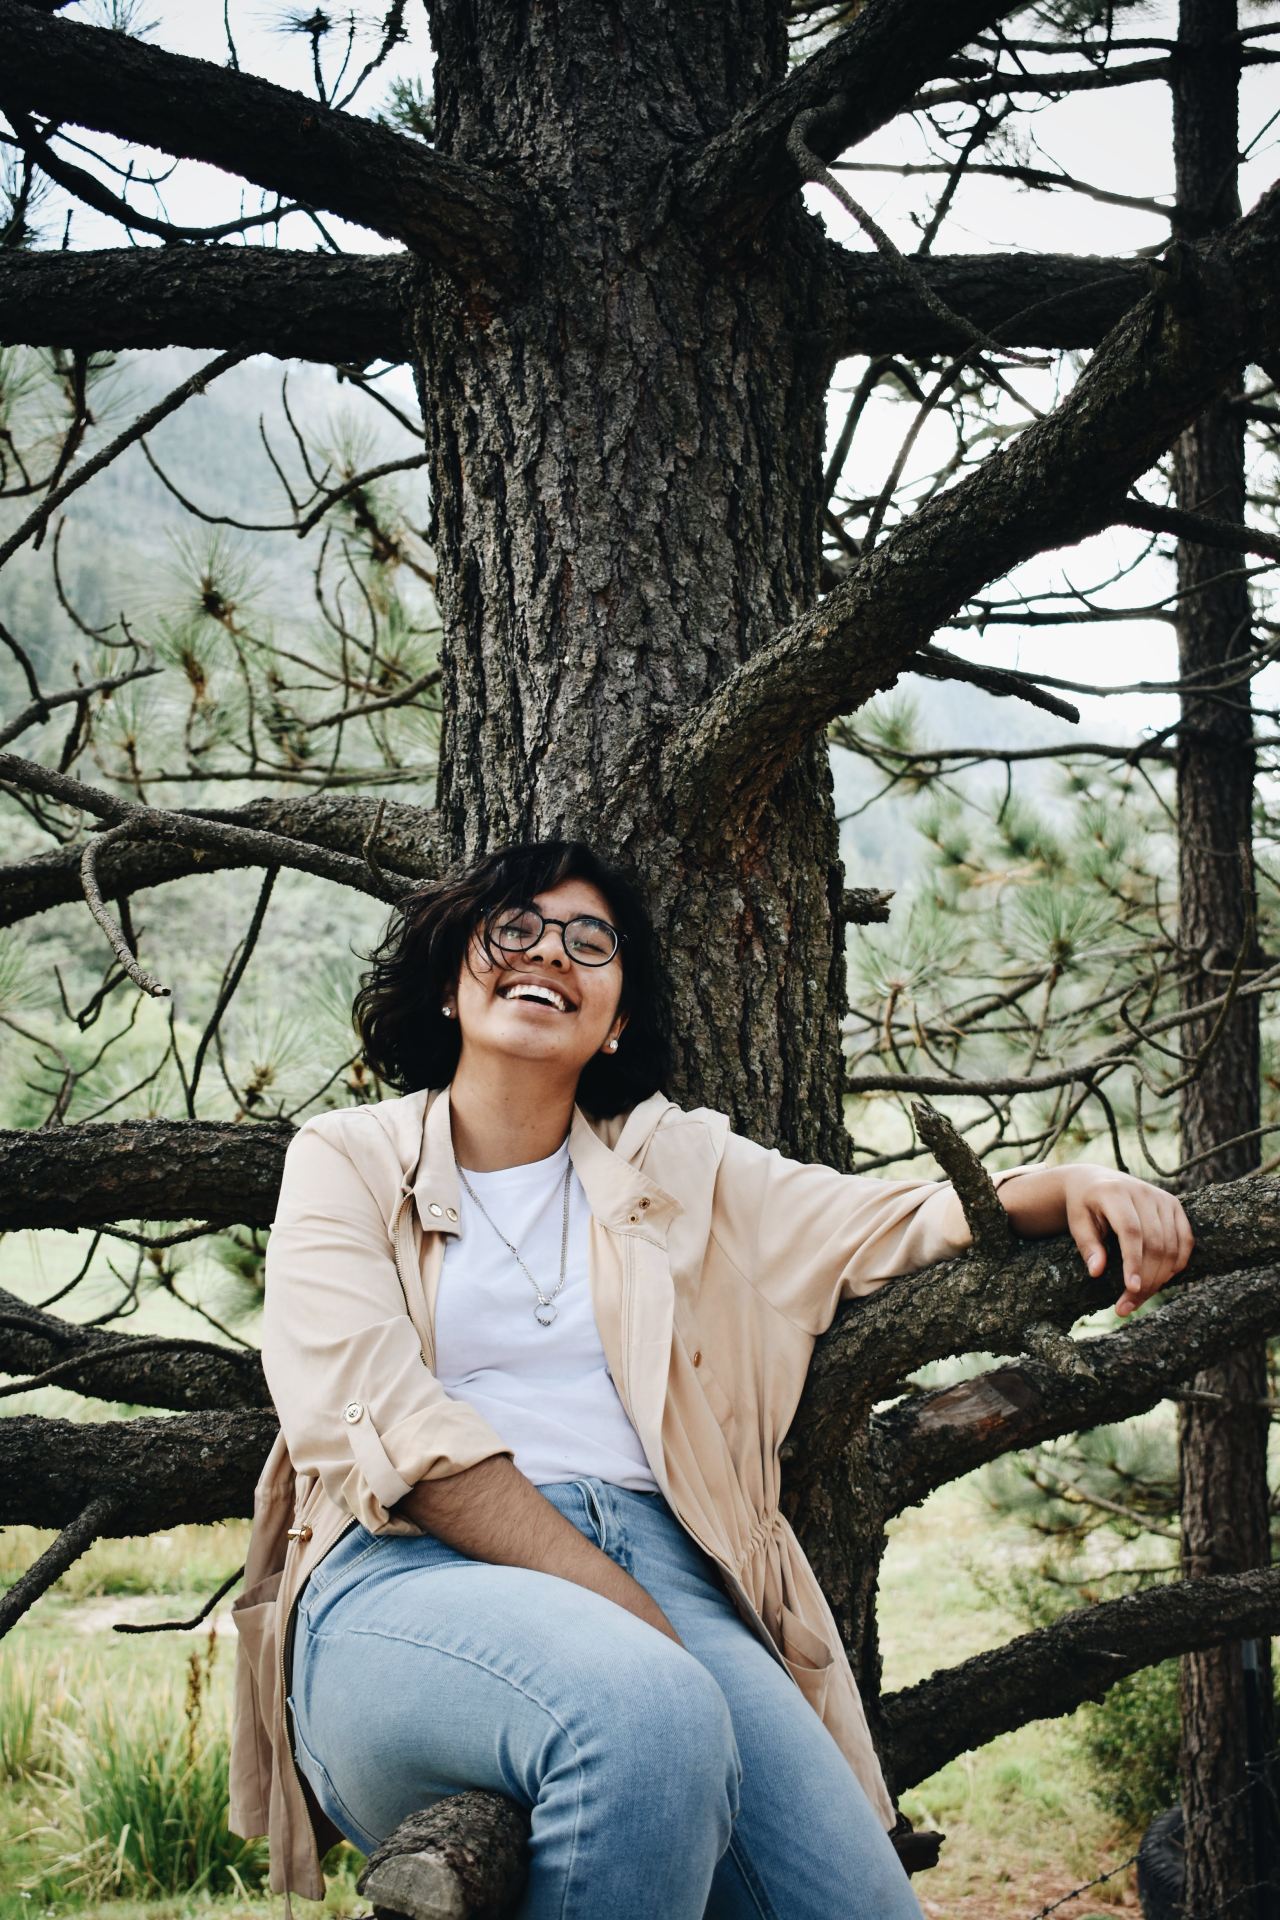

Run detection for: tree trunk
[[1173, 3, 1274, 1909], [416, 0, 850, 1165]]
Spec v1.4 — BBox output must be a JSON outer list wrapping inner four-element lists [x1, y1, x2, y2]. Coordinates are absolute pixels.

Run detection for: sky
[[16, 0, 1280, 747]]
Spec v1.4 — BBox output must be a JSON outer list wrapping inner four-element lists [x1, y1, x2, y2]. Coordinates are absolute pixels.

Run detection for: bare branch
[[0, 1493, 123, 1638], [662, 183, 1280, 838], [0, 0, 534, 282], [0, 1119, 292, 1230], [0, 248, 414, 365], [868, 1260, 1280, 1517], [0, 792, 440, 928], [0, 1284, 270, 1410], [817, 250, 1151, 357], [911, 1100, 1014, 1256], [0, 1410, 277, 1533], [882, 1567, 1280, 1791], [671, 0, 1016, 249]]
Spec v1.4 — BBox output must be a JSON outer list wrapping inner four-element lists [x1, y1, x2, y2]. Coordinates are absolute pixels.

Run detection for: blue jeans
[[287, 1476, 922, 1920]]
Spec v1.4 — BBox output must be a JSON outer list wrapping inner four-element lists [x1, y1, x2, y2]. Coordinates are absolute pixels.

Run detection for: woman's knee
[[564, 1639, 741, 1811]]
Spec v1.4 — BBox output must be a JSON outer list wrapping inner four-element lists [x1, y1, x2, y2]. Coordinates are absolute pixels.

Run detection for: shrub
[[1075, 1658, 1181, 1830], [31, 1645, 268, 1900]]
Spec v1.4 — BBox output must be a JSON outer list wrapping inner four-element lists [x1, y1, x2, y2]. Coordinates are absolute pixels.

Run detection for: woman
[[234, 840, 1193, 1920]]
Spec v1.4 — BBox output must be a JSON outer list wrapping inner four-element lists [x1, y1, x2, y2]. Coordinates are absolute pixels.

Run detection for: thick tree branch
[[784, 1170, 1280, 1506], [0, 1284, 270, 1410], [0, 248, 414, 365], [0, 1410, 277, 1532], [882, 1567, 1280, 1790], [663, 184, 1280, 837], [0, 1119, 291, 1229], [672, 0, 1016, 248], [868, 1260, 1280, 1518], [0, 793, 439, 928], [0, 0, 533, 283]]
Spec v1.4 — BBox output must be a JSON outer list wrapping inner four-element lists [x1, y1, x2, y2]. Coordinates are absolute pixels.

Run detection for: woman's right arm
[[397, 1458, 684, 1646], [264, 1121, 682, 1644]]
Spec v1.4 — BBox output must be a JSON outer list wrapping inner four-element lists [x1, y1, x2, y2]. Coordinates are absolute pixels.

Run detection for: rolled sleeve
[[262, 1123, 515, 1534], [712, 1130, 1035, 1337]]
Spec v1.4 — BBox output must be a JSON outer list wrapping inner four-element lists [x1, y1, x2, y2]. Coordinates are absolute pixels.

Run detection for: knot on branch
[[912, 1102, 1014, 1259]]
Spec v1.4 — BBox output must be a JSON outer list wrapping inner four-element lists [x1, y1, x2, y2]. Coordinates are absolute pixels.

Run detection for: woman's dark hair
[[352, 840, 673, 1117]]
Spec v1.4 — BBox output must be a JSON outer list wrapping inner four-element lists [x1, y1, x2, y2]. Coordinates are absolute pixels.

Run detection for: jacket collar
[[408, 1084, 681, 1238]]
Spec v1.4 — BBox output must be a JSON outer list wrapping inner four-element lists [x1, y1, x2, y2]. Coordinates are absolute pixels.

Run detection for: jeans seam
[[724, 1833, 780, 1920]]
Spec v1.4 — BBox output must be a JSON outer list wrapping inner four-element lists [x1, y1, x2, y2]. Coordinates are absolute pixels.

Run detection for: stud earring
[[605, 1038, 619, 1052], [441, 1004, 455, 1019]]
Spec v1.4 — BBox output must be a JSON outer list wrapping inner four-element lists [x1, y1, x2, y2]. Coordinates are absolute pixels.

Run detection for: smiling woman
[[235, 837, 1192, 1919]]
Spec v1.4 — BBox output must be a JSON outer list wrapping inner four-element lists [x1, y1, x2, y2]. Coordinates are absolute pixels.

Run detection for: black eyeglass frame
[[484, 904, 626, 968]]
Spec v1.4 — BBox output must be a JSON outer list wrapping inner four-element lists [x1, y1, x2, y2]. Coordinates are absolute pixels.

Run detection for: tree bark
[[0, 1119, 291, 1228], [417, 0, 854, 1162], [0, 244, 1156, 365], [0, 249, 414, 365], [1171, 4, 1275, 1910]]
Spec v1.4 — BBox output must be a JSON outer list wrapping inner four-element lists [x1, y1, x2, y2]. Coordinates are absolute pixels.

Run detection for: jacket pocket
[[777, 1602, 834, 1719], [229, 1572, 283, 1837]]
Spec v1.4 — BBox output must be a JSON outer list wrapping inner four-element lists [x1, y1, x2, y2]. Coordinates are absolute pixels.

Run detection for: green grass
[[0, 1477, 1141, 1920]]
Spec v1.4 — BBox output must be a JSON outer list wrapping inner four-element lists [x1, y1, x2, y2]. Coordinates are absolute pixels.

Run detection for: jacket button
[[639, 1197, 650, 1210], [287, 1524, 313, 1543], [445, 1206, 459, 1221], [343, 1401, 364, 1424], [693, 1350, 702, 1367], [628, 1212, 639, 1224], [428, 1202, 444, 1218]]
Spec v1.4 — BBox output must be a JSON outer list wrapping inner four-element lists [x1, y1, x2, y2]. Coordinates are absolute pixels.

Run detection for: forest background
[[1, 0, 1280, 1916]]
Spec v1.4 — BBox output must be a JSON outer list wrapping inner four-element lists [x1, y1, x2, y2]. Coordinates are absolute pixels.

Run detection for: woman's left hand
[[1058, 1166, 1195, 1316]]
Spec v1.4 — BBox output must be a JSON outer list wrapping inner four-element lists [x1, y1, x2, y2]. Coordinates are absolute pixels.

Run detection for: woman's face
[[449, 876, 628, 1077]]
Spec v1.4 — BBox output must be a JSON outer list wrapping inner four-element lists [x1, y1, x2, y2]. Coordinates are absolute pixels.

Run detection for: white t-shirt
[[434, 1138, 660, 1491]]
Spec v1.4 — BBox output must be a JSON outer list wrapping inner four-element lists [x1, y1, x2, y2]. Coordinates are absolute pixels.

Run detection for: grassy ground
[[0, 1480, 1141, 1920]]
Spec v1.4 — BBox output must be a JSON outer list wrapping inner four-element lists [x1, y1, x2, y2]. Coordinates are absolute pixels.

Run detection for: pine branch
[[817, 249, 1151, 357], [0, 1284, 270, 1410], [0, 0, 533, 282], [0, 1411, 277, 1533], [662, 183, 1280, 839], [673, 0, 1016, 248], [0, 793, 439, 928], [0, 1119, 292, 1229], [0, 248, 414, 365]]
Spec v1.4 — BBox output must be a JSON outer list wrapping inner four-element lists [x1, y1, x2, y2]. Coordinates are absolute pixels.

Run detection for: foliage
[[27, 1639, 269, 1901]]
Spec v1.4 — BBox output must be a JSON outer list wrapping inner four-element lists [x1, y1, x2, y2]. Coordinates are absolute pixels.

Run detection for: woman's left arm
[[984, 1164, 1195, 1317]]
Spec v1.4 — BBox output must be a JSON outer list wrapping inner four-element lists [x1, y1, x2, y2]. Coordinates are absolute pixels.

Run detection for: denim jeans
[[287, 1475, 923, 1920]]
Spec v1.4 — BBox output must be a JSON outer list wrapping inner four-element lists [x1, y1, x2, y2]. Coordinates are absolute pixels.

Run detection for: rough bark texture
[[0, 1120, 292, 1228], [1171, 4, 1275, 1908], [815, 247, 1152, 356], [0, 1411, 277, 1532], [358, 1796, 531, 1920], [418, 0, 851, 1161], [0, 245, 1152, 367], [0, 1284, 271, 1409], [0, 248, 415, 364]]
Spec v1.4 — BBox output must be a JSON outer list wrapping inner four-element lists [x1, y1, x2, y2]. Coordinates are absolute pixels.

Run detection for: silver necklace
[[456, 1158, 573, 1327]]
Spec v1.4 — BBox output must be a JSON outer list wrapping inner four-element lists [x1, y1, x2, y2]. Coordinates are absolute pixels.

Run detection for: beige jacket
[[229, 1085, 1026, 1898]]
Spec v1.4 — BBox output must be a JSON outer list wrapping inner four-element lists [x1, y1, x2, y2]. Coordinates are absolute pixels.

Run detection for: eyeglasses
[[486, 903, 624, 967]]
